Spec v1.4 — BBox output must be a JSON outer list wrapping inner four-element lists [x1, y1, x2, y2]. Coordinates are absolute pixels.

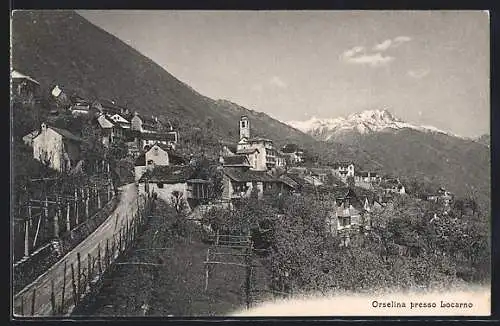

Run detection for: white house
[[333, 162, 355, 178], [134, 143, 186, 182], [138, 165, 195, 212], [31, 123, 82, 172]]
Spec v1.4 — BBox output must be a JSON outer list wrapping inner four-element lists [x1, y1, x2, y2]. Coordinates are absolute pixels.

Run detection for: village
[[13, 68, 456, 252], [11, 10, 491, 318]]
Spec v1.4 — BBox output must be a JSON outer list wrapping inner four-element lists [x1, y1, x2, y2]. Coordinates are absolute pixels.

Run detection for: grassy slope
[[75, 201, 271, 316]]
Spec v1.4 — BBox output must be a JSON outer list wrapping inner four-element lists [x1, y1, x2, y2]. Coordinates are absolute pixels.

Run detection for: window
[[241, 121, 246, 128], [341, 216, 351, 227], [157, 183, 164, 188]]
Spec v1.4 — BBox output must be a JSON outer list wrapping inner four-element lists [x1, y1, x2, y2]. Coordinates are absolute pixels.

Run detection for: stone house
[[138, 165, 195, 212], [333, 161, 355, 178], [134, 143, 186, 182], [31, 122, 82, 172], [11, 70, 40, 107]]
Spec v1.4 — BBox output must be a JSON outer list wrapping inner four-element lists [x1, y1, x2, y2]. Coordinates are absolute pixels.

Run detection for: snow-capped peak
[[286, 109, 461, 141]]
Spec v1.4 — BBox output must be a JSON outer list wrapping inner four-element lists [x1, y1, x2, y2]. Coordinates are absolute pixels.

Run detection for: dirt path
[[13, 183, 139, 316]]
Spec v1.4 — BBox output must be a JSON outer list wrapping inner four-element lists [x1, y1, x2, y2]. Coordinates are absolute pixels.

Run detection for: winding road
[[13, 183, 140, 316]]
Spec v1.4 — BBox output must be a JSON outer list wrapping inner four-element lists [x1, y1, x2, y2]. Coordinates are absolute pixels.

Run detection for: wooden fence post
[[50, 279, 56, 315], [205, 249, 210, 292], [54, 196, 60, 238], [77, 252, 82, 298], [44, 197, 49, 219], [87, 253, 92, 290], [98, 243, 102, 276], [97, 186, 101, 209], [61, 261, 67, 314], [85, 188, 90, 219], [106, 239, 110, 267], [66, 200, 71, 232], [71, 263, 77, 306], [28, 202, 32, 227], [24, 218, 30, 258], [74, 189, 79, 225], [119, 228, 123, 252], [126, 222, 130, 249], [31, 288, 36, 316]]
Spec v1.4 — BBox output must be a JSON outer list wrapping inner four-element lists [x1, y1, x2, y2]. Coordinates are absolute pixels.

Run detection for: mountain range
[[287, 109, 464, 142], [287, 110, 490, 210], [11, 11, 490, 212]]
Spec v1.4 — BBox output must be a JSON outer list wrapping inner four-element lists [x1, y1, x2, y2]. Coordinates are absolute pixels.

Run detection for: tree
[[80, 122, 106, 175]]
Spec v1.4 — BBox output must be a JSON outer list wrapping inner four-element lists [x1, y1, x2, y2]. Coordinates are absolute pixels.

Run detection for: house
[[278, 174, 300, 193], [310, 168, 331, 183], [379, 178, 406, 195], [186, 179, 212, 207], [354, 171, 381, 189], [287, 166, 309, 176], [303, 175, 324, 187], [222, 167, 283, 201], [326, 187, 371, 246], [22, 130, 40, 147], [108, 113, 131, 130], [138, 165, 196, 212], [134, 143, 187, 182], [145, 143, 173, 166], [70, 102, 91, 116], [137, 131, 178, 150], [281, 144, 304, 164], [221, 155, 252, 168], [235, 148, 260, 169], [99, 99, 128, 116], [333, 161, 355, 178], [236, 116, 276, 171], [219, 140, 238, 157], [31, 122, 82, 172], [131, 112, 169, 133], [426, 187, 454, 210], [275, 151, 287, 168], [130, 112, 178, 150], [11, 70, 40, 106]]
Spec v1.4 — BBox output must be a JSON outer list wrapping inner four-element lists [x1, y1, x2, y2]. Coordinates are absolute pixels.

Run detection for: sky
[[78, 10, 490, 138]]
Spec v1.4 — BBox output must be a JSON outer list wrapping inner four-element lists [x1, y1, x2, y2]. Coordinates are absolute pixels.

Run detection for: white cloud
[[269, 76, 287, 88], [342, 36, 411, 68], [342, 46, 365, 58], [373, 39, 392, 52], [408, 68, 430, 79], [346, 53, 395, 67], [393, 36, 412, 46]]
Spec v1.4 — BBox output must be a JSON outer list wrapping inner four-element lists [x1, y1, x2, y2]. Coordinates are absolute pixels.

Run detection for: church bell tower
[[239, 115, 250, 141]]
